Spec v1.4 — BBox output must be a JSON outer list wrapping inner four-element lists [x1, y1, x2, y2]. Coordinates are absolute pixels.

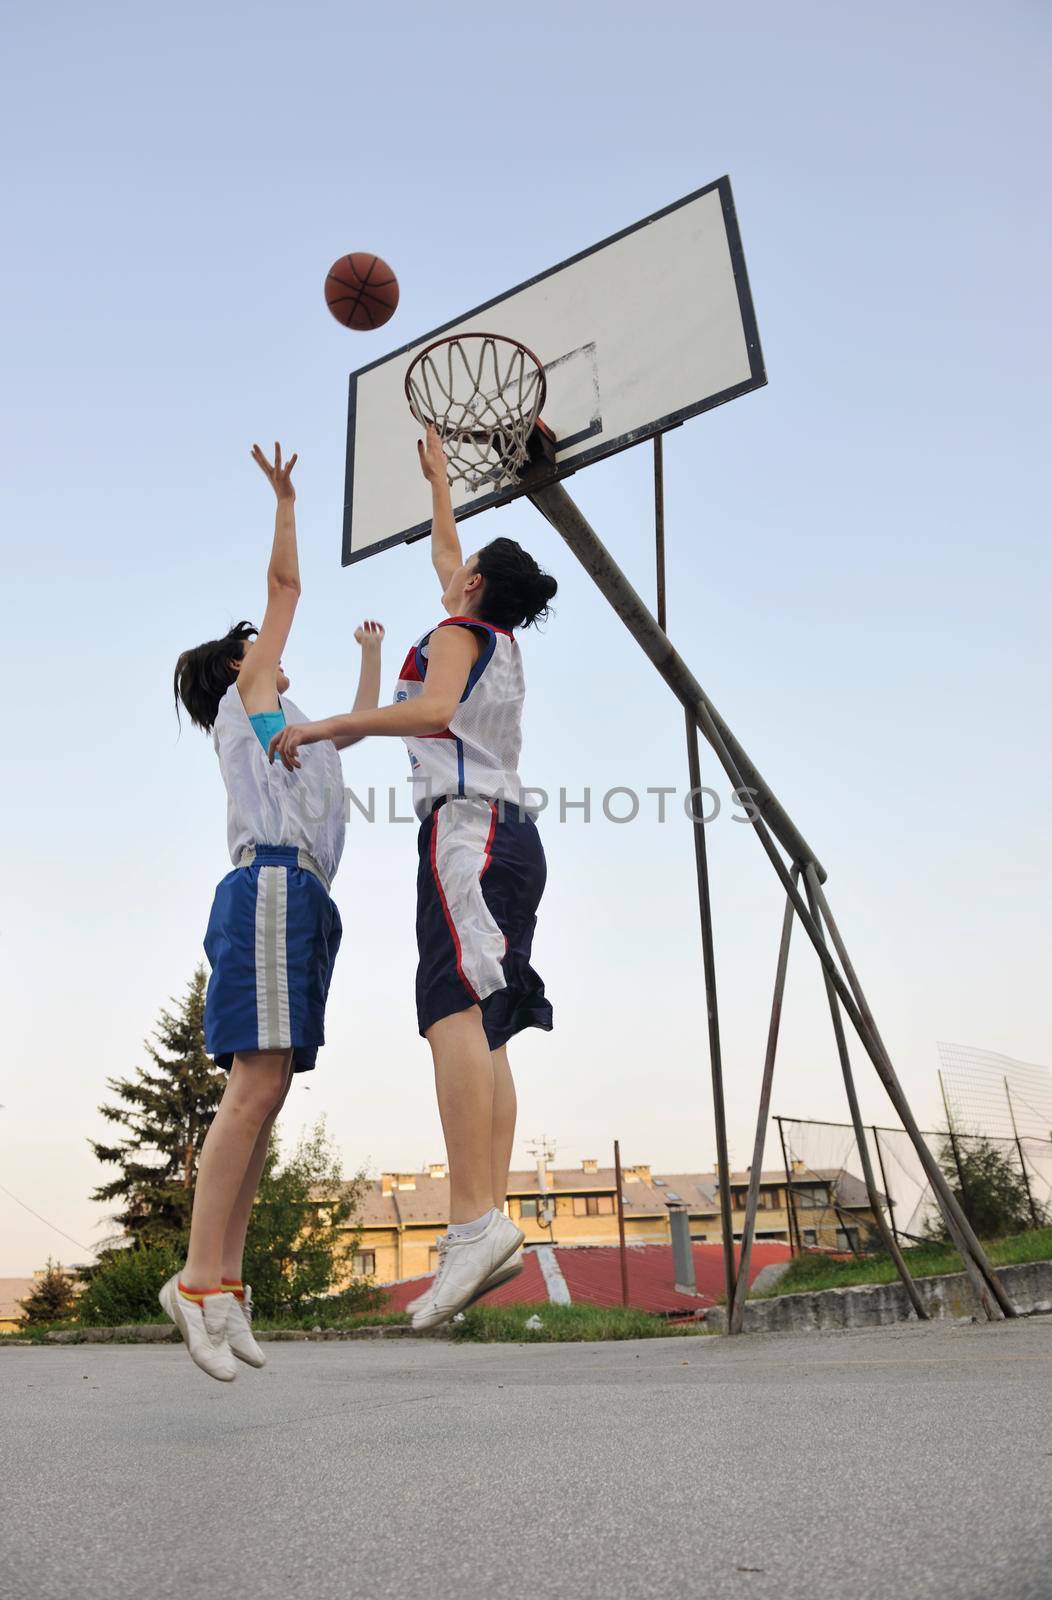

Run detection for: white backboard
[[342, 176, 765, 565]]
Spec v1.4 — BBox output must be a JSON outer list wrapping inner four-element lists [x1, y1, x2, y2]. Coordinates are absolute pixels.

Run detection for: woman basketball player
[[268, 424, 557, 1330], [166, 442, 383, 1379]]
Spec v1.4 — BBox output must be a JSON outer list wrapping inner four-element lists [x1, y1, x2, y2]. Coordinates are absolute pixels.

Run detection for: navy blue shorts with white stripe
[[416, 796, 553, 1049], [203, 845, 343, 1073]]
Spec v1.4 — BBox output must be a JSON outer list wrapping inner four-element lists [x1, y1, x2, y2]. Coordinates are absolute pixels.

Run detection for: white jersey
[[396, 617, 525, 821], [212, 684, 346, 886]]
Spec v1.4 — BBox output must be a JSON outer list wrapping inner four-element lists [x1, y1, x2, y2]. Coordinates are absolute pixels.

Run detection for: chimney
[[791, 1159, 805, 1174], [581, 1158, 599, 1173], [380, 1173, 395, 1196], [428, 1163, 448, 1180], [630, 1164, 652, 1183]]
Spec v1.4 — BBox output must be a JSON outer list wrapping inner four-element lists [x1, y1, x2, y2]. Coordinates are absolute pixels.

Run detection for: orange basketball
[[324, 253, 400, 331]]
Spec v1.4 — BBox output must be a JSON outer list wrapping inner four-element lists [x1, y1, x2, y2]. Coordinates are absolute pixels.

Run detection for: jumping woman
[[167, 442, 383, 1380], [269, 424, 557, 1330]]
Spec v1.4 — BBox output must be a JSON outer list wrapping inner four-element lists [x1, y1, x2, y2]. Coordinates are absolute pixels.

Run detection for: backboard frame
[[341, 175, 765, 567]]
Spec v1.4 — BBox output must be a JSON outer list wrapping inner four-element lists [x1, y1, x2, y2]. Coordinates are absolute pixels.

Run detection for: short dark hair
[[173, 620, 257, 732], [474, 538, 557, 631]]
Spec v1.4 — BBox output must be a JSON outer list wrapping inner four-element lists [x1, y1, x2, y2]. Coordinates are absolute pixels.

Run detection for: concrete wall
[[706, 1259, 1052, 1334]]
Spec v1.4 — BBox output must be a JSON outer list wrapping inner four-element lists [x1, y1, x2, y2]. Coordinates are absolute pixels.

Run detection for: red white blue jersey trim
[[395, 617, 526, 821]]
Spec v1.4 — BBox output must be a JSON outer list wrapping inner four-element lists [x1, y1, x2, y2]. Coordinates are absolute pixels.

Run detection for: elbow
[[268, 572, 302, 597], [415, 699, 457, 735]]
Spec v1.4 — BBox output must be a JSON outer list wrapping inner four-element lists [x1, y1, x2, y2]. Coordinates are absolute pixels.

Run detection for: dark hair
[[173, 620, 257, 732], [474, 538, 557, 631]]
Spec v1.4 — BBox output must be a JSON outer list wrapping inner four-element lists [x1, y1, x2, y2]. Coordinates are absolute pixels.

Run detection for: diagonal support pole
[[806, 870, 1013, 1319], [802, 873, 928, 1319], [685, 711, 737, 1313], [730, 872, 798, 1333], [529, 480, 827, 880]]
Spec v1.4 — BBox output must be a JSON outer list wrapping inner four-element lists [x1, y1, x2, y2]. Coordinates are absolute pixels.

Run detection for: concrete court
[[2, 1317, 1050, 1600]]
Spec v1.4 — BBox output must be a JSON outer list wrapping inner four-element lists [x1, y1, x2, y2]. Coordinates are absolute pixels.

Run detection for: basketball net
[[405, 333, 547, 493]]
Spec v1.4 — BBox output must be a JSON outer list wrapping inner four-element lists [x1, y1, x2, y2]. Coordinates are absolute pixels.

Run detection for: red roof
[[379, 1241, 790, 1317]]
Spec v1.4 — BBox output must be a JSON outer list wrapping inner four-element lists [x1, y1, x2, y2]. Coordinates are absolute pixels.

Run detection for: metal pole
[[651, 439, 737, 1320], [528, 480, 827, 879], [802, 871, 928, 1319], [654, 436, 667, 631], [938, 1070, 971, 1213], [613, 1140, 629, 1306], [730, 876, 798, 1333], [1005, 1078, 1041, 1230], [777, 1117, 801, 1256], [871, 1125, 900, 1247], [812, 877, 1013, 1318], [685, 717, 738, 1314]]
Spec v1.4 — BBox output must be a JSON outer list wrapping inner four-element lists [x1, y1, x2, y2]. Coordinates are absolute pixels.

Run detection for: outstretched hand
[[269, 719, 324, 770], [416, 423, 447, 486], [252, 441, 298, 502]]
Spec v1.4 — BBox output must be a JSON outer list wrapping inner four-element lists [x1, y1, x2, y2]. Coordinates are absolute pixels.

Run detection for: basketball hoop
[[405, 332, 547, 493]]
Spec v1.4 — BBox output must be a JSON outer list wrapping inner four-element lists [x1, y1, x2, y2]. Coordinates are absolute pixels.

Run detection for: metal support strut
[[527, 475, 1015, 1327]]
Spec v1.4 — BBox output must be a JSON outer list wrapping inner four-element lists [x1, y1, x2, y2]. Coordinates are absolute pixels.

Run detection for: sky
[[2, 1, 1049, 1274]]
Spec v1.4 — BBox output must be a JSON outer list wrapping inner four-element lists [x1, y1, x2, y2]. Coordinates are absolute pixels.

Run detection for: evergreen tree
[[89, 966, 226, 1245], [18, 1258, 77, 1326], [928, 1131, 1049, 1241]]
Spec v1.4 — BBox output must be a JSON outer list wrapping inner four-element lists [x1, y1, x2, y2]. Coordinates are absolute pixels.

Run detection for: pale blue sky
[[2, 1, 1049, 1272]]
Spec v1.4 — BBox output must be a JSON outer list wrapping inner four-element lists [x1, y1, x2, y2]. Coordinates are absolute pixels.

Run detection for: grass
[[448, 1303, 710, 1343], [0, 1308, 410, 1344], [0, 1304, 707, 1346], [748, 1226, 1052, 1299]]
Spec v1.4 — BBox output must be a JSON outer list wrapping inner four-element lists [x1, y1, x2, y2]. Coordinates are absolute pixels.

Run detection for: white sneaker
[[411, 1214, 525, 1332], [227, 1284, 266, 1368], [405, 1245, 525, 1316], [159, 1275, 237, 1382]]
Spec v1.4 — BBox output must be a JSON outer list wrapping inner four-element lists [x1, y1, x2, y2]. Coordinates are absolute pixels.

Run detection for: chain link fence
[[776, 1115, 1052, 1248]]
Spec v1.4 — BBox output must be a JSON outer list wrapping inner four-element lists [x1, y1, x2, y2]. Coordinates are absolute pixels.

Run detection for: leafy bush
[[76, 1242, 185, 1326]]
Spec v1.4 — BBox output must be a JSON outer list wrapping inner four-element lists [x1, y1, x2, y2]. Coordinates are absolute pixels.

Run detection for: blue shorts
[[203, 846, 343, 1073], [416, 797, 553, 1050]]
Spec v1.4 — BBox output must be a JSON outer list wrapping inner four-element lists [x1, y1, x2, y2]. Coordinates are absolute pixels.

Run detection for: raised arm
[[332, 620, 385, 749], [417, 423, 463, 592], [237, 442, 300, 715], [269, 625, 479, 769]]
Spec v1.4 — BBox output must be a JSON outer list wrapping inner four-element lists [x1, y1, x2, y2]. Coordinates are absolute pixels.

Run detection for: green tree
[[18, 1259, 77, 1326], [89, 966, 226, 1245], [928, 1132, 1049, 1241], [245, 1120, 371, 1317], [76, 1241, 185, 1326]]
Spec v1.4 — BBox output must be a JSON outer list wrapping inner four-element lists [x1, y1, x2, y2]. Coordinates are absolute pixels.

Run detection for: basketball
[[324, 253, 400, 331]]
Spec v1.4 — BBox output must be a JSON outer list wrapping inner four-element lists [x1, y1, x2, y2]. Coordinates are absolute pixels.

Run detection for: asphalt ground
[[2, 1317, 1050, 1600]]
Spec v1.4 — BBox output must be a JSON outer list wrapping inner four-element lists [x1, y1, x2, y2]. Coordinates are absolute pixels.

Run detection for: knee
[[227, 1057, 290, 1122]]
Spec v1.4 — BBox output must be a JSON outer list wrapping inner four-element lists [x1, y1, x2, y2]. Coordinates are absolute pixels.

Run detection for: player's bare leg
[[183, 1050, 293, 1288], [414, 1011, 523, 1330], [490, 1044, 516, 1212], [220, 1060, 295, 1284], [427, 1008, 497, 1222]]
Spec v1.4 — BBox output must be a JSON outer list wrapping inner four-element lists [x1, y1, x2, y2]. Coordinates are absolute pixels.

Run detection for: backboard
[[342, 176, 765, 566]]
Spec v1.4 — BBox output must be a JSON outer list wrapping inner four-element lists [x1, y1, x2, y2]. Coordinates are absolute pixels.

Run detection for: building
[[0, 1279, 36, 1333], [339, 1158, 881, 1285]]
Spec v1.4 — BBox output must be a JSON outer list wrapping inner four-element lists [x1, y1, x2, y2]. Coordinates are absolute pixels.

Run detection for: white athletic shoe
[[405, 1245, 525, 1316], [159, 1275, 237, 1383], [227, 1284, 266, 1368], [411, 1214, 525, 1332]]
